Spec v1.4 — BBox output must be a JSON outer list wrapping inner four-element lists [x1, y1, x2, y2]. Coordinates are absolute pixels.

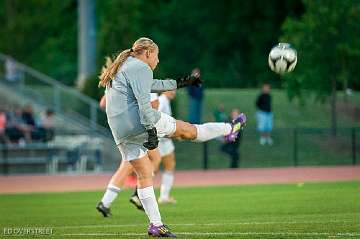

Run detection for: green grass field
[[1, 181, 359, 238]]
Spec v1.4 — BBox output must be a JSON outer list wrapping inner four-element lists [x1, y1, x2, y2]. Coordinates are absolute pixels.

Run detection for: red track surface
[[0, 166, 359, 194]]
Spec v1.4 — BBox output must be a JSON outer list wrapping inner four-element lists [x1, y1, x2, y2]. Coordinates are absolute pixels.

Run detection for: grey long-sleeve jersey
[[105, 56, 177, 145]]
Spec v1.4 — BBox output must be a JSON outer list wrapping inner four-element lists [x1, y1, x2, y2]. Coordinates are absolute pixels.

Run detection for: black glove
[[176, 72, 202, 88], [143, 127, 159, 150], [176, 67, 202, 88]]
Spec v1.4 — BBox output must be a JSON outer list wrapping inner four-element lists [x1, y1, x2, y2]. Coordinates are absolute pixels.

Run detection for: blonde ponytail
[[98, 37, 158, 88], [98, 49, 132, 87]]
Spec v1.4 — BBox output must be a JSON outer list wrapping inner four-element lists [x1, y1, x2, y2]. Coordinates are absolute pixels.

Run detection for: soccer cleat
[[129, 195, 144, 211], [148, 224, 177, 238], [96, 201, 112, 217], [158, 197, 177, 204], [225, 113, 247, 142]]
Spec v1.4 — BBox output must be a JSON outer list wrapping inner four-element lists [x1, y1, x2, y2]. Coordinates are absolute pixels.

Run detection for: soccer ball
[[268, 43, 297, 74]]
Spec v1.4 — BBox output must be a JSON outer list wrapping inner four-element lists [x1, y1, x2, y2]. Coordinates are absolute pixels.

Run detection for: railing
[[1, 125, 358, 174], [0, 53, 109, 136], [176, 127, 359, 170], [0, 129, 105, 175]]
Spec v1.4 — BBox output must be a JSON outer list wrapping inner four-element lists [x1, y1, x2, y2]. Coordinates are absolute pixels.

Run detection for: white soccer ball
[[268, 43, 297, 74]]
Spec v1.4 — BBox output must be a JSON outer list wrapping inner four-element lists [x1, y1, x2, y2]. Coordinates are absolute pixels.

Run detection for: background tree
[[1, 0, 304, 89], [0, 0, 77, 85], [281, 0, 360, 135]]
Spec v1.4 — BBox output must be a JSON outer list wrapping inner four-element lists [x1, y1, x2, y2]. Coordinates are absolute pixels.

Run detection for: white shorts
[[158, 138, 175, 157], [155, 112, 177, 138], [118, 112, 176, 161]]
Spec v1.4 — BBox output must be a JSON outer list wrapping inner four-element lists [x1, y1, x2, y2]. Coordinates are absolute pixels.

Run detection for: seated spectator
[[22, 104, 36, 128], [213, 104, 228, 122], [39, 109, 55, 141], [0, 106, 10, 144], [6, 106, 32, 143]]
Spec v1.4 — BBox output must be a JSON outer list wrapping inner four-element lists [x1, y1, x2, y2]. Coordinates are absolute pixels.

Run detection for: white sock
[[194, 123, 232, 142], [260, 137, 267, 145], [160, 171, 174, 200], [137, 186, 163, 226], [101, 183, 121, 208]]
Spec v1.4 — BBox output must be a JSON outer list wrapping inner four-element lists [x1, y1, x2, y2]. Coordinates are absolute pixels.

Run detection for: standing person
[[4, 56, 20, 84], [157, 91, 177, 204], [187, 68, 203, 124], [255, 84, 273, 146], [96, 37, 246, 237], [220, 109, 242, 168]]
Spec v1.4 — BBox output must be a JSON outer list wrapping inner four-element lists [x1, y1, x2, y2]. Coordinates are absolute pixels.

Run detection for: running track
[[0, 166, 359, 194]]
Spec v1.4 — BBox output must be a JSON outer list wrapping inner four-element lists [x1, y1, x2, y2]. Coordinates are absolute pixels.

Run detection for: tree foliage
[[0, 0, 77, 85], [0, 0, 304, 89], [281, 0, 360, 100], [96, 0, 304, 88], [281, 0, 360, 134]]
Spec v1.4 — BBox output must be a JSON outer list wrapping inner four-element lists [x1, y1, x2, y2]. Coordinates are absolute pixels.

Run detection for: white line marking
[[63, 232, 360, 237], [55, 220, 358, 229]]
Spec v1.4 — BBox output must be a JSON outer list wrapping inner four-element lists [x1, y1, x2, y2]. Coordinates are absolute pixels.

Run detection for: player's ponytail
[[98, 37, 158, 88], [98, 49, 132, 88]]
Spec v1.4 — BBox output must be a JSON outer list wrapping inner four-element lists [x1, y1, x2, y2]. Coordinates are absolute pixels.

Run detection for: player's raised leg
[[169, 113, 246, 143]]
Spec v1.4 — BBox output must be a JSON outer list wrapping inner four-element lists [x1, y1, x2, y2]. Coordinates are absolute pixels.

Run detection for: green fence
[[173, 128, 359, 170]]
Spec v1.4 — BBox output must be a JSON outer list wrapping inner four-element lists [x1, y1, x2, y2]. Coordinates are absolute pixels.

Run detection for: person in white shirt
[[157, 91, 177, 204]]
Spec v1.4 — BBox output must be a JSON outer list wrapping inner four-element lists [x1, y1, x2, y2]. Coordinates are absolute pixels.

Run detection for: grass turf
[[0, 181, 359, 238]]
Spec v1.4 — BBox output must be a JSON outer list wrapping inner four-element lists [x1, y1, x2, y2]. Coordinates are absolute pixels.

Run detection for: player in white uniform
[[157, 91, 177, 203]]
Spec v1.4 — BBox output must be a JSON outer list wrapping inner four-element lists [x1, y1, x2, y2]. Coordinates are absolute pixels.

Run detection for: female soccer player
[[97, 37, 246, 237]]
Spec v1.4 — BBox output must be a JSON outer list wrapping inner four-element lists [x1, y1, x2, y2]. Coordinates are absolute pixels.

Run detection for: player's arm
[[151, 79, 177, 93], [99, 95, 106, 109], [151, 69, 202, 93]]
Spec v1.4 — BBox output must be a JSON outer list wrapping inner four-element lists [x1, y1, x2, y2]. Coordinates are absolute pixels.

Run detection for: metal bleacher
[[0, 53, 119, 175]]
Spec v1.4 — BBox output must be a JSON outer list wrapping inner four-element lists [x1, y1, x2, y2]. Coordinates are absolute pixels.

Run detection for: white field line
[[62, 232, 360, 237], [55, 220, 358, 229]]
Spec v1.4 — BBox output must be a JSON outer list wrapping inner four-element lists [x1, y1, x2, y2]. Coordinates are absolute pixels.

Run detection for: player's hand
[[143, 127, 159, 150], [176, 68, 202, 88]]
